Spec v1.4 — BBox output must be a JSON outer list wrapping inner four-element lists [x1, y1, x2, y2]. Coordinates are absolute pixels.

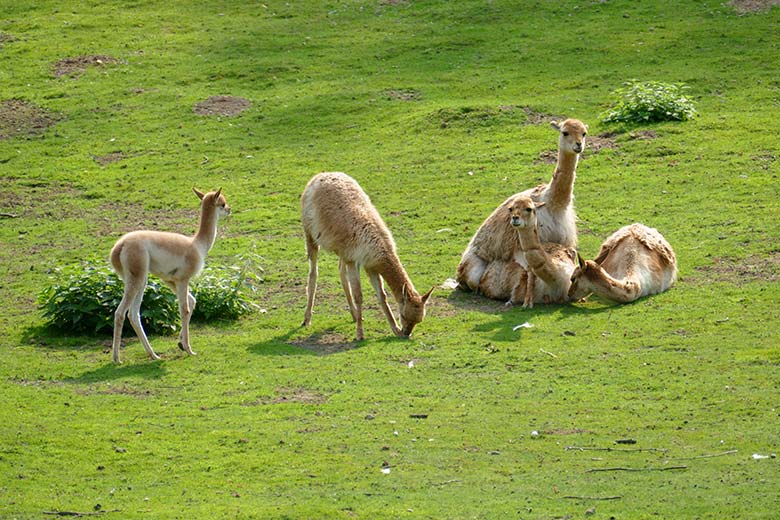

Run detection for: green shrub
[[37, 254, 263, 336], [601, 80, 697, 124]]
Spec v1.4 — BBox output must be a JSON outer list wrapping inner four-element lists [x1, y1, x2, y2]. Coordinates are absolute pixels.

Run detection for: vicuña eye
[[562, 131, 569, 136]]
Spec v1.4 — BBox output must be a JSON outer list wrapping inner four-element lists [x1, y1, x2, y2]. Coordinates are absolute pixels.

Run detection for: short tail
[[109, 240, 124, 279]]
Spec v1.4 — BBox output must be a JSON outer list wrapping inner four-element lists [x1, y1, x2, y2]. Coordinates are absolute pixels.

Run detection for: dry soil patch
[[193, 96, 252, 117], [53, 55, 122, 77], [0, 99, 62, 140]]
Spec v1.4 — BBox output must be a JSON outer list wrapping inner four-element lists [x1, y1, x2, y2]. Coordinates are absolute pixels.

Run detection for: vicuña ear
[[193, 188, 206, 200], [534, 201, 546, 209], [214, 187, 223, 204], [577, 252, 586, 268], [422, 286, 434, 303], [402, 284, 410, 302], [550, 121, 561, 132]]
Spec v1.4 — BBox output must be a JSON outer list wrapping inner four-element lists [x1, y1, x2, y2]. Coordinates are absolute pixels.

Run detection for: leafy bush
[[38, 254, 263, 336], [601, 80, 697, 124]]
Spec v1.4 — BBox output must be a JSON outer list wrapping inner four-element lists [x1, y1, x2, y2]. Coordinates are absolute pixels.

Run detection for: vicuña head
[[567, 254, 601, 301], [551, 118, 588, 155], [508, 195, 546, 230]]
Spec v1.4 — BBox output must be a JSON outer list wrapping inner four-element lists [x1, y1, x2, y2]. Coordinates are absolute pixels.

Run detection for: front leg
[[523, 271, 536, 308], [507, 269, 529, 308], [368, 272, 401, 336], [175, 282, 197, 356]]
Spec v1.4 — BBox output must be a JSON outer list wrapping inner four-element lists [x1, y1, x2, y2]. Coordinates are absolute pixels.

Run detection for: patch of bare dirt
[[193, 96, 252, 117], [52, 55, 122, 77], [0, 99, 63, 140], [76, 385, 153, 397], [583, 132, 617, 156], [244, 387, 329, 406], [628, 130, 657, 140], [535, 150, 558, 165], [522, 107, 566, 125], [730, 0, 780, 13], [95, 202, 195, 237], [543, 428, 593, 435], [694, 252, 780, 284], [289, 331, 358, 355], [93, 151, 126, 166], [0, 32, 15, 46], [751, 152, 776, 170], [384, 88, 421, 101]]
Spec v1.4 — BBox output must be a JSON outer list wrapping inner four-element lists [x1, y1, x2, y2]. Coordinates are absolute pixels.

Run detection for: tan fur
[[457, 119, 587, 294], [301, 172, 433, 340], [110, 188, 230, 363], [568, 223, 678, 303]]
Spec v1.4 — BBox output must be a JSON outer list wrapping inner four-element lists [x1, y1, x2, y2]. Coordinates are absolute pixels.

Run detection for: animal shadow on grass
[[445, 288, 612, 341], [248, 325, 407, 356], [62, 360, 167, 385]]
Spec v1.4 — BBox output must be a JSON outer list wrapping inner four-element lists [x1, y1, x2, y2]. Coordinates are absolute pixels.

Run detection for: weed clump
[[38, 255, 262, 335], [601, 80, 697, 124]]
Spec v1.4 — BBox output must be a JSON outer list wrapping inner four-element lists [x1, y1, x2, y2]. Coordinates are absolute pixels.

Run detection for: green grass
[[2, 0, 779, 518]]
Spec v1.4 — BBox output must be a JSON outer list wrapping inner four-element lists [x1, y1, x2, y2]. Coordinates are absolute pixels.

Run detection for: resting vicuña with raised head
[[301, 172, 433, 340], [457, 119, 587, 297], [110, 188, 230, 363]]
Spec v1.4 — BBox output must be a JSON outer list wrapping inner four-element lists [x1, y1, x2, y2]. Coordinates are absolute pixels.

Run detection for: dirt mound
[[0, 99, 62, 140], [193, 96, 252, 117], [53, 55, 122, 77], [695, 253, 780, 284], [522, 107, 567, 125], [0, 32, 15, 46], [730, 0, 780, 13], [384, 88, 421, 101], [93, 152, 126, 166]]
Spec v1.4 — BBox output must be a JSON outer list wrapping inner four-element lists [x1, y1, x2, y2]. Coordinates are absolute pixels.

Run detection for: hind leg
[[126, 275, 160, 360], [457, 251, 488, 292], [339, 259, 358, 321], [112, 275, 148, 363], [345, 263, 364, 341], [302, 233, 319, 326]]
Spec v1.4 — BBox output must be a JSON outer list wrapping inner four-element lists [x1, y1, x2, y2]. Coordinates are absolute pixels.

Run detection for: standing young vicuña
[[457, 119, 587, 293], [301, 172, 433, 340], [568, 223, 677, 303], [109, 188, 230, 363]]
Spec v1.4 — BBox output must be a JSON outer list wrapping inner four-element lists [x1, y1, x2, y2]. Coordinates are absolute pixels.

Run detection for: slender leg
[[345, 262, 364, 340], [523, 271, 536, 308], [507, 269, 529, 308], [126, 275, 160, 360], [368, 272, 401, 336], [302, 234, 319, 326], [113, 275, 150, 363], [339, 259, 357, 321], [175, 282, 196, 356]]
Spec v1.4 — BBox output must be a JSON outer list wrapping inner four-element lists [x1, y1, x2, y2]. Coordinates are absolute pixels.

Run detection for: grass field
[[1, 0, 779, 518]]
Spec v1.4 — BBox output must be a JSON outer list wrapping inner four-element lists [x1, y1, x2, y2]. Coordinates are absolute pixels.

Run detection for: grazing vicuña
[[301, 172, 433, 340]]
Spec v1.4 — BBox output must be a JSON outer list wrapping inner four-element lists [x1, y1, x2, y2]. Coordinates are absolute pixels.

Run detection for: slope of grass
[[1, 0, 779, 518]]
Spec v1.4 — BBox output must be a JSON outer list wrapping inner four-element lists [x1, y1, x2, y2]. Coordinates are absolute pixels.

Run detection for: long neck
[[546, 151, 579, 209], [194, 203, 219, 252], [585, 267, 641, 303], [378, 254, 414, 302], [516, 224, 560, 287]]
